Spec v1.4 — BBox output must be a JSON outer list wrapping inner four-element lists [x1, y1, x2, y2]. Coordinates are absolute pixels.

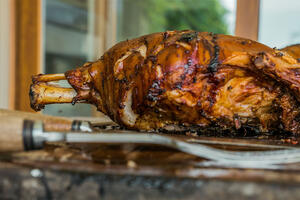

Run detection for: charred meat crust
[[29, 84, 45, 111], [281, 44, 300, 60], [29, 30, 300, 135]]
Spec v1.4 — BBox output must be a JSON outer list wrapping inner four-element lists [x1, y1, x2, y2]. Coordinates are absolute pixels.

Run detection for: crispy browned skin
[[281, 44, 300, 61], [30, 30, 300, 134]]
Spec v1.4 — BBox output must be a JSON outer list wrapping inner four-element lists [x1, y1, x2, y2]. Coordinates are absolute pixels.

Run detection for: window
[[259, 0, 300, 48], [42, 0, 236, 117], [117, 0, 236, 42], [43, 0, 95, 116]]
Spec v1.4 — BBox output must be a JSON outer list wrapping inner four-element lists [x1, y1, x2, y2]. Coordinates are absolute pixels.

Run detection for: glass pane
[[43, 0, 95, 117], [42, 0, 236, 117], [259, 0, 300, 48], [117, 0, 236, 42]]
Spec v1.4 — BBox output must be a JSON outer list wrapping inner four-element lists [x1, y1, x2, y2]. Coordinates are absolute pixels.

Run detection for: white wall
[[0, 0, 11, 109]]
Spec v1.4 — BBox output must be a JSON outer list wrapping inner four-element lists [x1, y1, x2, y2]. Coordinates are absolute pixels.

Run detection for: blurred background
[[0, 0, 299, 117]]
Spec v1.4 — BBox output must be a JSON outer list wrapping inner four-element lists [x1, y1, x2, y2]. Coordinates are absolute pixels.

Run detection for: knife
[[3, 118, 300, 165]]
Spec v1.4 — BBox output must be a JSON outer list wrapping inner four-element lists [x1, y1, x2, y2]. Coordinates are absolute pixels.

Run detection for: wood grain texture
[[235, 0, 260, 40], [0, 108, 112, 132], [14, 0, 42, 111], [0, 109, 73, 132], [0, 117, 24, 152], [9, 0, 16, 109]]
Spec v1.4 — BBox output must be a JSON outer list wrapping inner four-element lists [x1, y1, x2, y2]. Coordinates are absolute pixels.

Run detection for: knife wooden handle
[[0, 117, 25, 152], [0, 109, 89, 132]]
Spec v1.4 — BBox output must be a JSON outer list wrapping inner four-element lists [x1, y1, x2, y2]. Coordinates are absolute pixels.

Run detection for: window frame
[[235, 0, 260, 40], [13, 0, 42, 111]]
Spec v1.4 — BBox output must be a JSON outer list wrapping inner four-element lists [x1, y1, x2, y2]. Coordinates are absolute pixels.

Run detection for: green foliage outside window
[[118, 0, 228, 41]]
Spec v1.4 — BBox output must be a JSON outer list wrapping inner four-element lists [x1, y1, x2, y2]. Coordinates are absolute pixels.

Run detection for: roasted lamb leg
[[30, 30, 300, 134]]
